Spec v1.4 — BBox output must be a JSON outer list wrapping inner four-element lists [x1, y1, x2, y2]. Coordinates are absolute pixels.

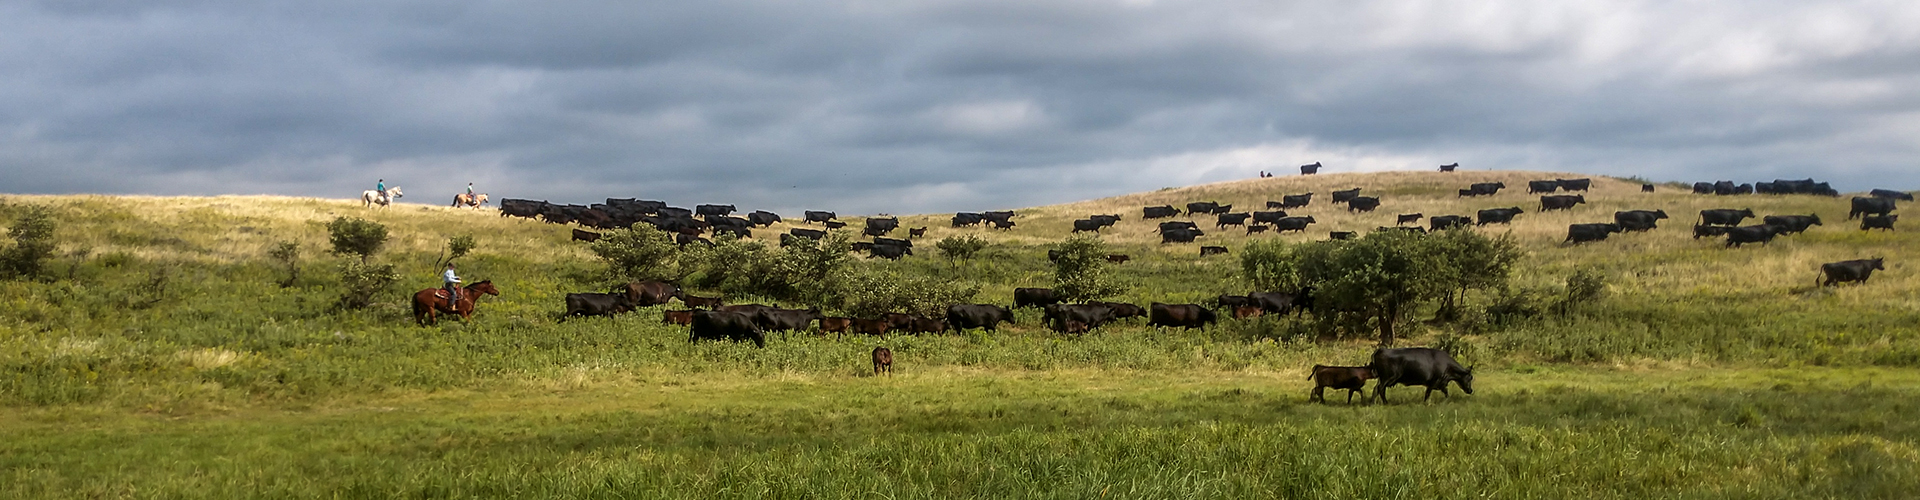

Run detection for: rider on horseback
[[377, 179, 388, 204], [442, 262, 462, 312]]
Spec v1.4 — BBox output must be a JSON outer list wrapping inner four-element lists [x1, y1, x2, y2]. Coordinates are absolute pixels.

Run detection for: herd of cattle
[[506, 168, 1898, 402]]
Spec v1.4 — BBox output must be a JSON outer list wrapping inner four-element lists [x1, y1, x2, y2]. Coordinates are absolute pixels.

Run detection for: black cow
[[1476, 207, 1524, 225], [1396, 213, 1423, 225], [1300, 162, 1322, 175], [983, 211, 1016, 223], [1540, 195, 1585, 211], [1216, 294, 1253, 309], [1248, 291, 1303, 315], [1149, 303, 1215, 329], [755, 308, 821, 333], [1714, 180, 1738, 195], [789, 228, 827, 240], [1247, 225, 1270, 235], [675, 233, 712, 247], [1641, 184, 1655, 193], [1820, 258, 1885, 287], [1329, 231, 1357, 240], [747, 211, 781, 227], [1439, 163, 1458, 172], [1143, 205, 1180, 219], [1273, 216, 1316, 233], [947, 304, 1015, 331], [1092, 301, 1147, 319], [1307, 365, 1374, 404], [1186, 202, 1223, 215], [696, 204, 736, 217], [1429, 215, 1472, 231], [571, 229, 602, 242], [1280, 193, 1313, 208], [1565, 223, 1622, 244], [622, 281, 681, 307], [1215, 213, 1251, 228], [1332, 188, 1361, 204], [1466, 182, 1505, 196], [1161, 228, 1204, 243], [1369, 347, 1473, 404], [1089, 214, 1122, 228], [1736, 183, 1754, 195], [563, 292, 633, 319], [1252, 211, 1289, 224], [989, 219, 1016, 230], [1692, 225, 1732, 239], [711, 226, 751, 239], [1106, 254, 1130, 263], [1723, 225, 1779, 248], [1377, 226, 1428, 234], [1158, 221, 1200, 232], [1072, 219, 1103, 233], [1870, 189, 1915, 201], [874, 237, 913, 248], [499, 199, 545, 219], [1613, 210, 1669, 232], [865, 217, 900, 235], [1862, 214, 1897, 231], [804, 210, 837, 223], [1014, 287, 1060, 308], [1456, 188, 1476, 197], [1692, 182, 1714, 194], [1200, 246, 1229, 256], [1528, 180, 1559, 194], [824, 220, 847, 229], [1556, 178, 1592, 192], [1850, 197, 1897, 220], [1699, 208, 1756, 226], [1347, 197, 1381, 212], [868, 243, 911, 260], [1045, 303, 1119, 333], [1762, 214, 1822, 235], [952, 212, 983, 227], [690, 310, 765, 348]]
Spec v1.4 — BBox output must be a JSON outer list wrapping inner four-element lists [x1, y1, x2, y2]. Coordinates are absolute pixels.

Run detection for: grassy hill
[[1, 171, 1917, 498]]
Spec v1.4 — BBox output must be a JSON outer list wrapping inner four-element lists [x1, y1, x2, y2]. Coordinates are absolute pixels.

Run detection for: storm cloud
[[3, 1, 1918, 214]]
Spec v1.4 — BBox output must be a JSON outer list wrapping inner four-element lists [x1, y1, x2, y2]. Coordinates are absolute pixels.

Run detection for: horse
[[363, 186, 403, 208], [452, 193, 489, 208], [411, 280, 498, 325]]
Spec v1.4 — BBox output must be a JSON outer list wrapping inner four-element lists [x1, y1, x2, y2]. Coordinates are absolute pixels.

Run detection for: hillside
[[1, 172, 1917, 497]]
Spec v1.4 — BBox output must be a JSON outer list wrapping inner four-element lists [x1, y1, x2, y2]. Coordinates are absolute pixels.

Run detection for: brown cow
[[820, 317, 853, 335], [1106, 254, 1130, 264], [1233, 306, 1264, 319], [661, 310, 695, 325], [851, 318, 890, 336], [1307, 365, 1375, 404], [678, 293, 724, 309], [872, 347, 893, 376], [908, 227, 928, 238]]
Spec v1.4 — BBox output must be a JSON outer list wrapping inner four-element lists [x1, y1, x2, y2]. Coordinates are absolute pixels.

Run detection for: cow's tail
[[1306, 364, 1323, 380]]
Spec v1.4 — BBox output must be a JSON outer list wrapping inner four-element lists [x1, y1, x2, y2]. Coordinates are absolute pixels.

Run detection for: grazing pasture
[[1, 169, 1917, 496]]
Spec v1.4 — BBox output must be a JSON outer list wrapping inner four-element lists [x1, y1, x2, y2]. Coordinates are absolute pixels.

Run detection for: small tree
[[436, 234, 476, 267], [1051, 235, 1126, 302], [0, 205, 57, 280], [326, 217, 388, 263], [268, 241, 301, 288], [684, 234, 778, 299], [1429, 229, 1523, 321], [935, 235, 989, 268], [1556, 267, 1608, 316], [589, 225, 684, 283]]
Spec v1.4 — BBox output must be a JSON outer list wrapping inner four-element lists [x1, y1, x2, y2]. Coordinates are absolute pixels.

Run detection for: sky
[[2, 1, 1918, 215]]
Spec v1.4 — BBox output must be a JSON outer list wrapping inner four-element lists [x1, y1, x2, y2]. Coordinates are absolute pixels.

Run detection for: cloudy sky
[[3, 1, 1918, 214]]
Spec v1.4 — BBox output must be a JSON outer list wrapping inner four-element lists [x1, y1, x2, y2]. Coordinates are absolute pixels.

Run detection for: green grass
[[1, 172, 1917, 497]]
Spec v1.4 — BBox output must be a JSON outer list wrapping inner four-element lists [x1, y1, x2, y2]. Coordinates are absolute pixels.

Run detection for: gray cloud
[[2, 0, 1918, 215]]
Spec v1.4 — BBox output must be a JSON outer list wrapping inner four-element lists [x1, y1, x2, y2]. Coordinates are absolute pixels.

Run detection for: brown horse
[[452, 193, 489, 208], [411, 280, 499, 325]]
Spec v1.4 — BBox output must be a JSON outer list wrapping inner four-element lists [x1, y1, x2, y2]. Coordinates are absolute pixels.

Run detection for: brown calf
[[1233, 306, 1265, 319], [820, 317, 853, 335], [908, 227, 928, 238], [679, 294, 724, 309], [661, 310, 695, 326], [872, 347, 894, 376], [1307, 365, 1375, 404], [851, 318, 890, 336]]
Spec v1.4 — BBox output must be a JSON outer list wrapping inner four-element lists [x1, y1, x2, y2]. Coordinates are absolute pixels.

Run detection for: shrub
[[684, 235, 778, 299], [1, 205, 57, 280], [1242, 230, 1520, 345], [268, 241, 300, 288], [588, 225, 684, 283], [336, 260, 399, 310], [325, 217, 388, 263], [1557, 267, 1609, 316], [834, 270, 981, 317], [1051, 235, 1125, 302], [936, 235, 989, 267], [770, 232, 855, 306], [437, 234, 476, 267]]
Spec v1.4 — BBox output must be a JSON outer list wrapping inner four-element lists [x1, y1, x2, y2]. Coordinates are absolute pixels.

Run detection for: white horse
[[362, 186, 402, 208]]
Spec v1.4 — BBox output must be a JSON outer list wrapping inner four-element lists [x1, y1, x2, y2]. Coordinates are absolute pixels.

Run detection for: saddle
[[435, 290, 461, 301]]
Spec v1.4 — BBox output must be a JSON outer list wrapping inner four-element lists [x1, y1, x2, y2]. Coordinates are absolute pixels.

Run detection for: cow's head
[[1872, 258, 1886, 271], [1808, 214, 1823, 226], [1455, 367, 1475, 395]]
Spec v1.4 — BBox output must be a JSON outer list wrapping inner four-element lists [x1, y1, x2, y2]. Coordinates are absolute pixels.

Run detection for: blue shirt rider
[[377, 179, 387, 202], [442, 263, 462, 311]]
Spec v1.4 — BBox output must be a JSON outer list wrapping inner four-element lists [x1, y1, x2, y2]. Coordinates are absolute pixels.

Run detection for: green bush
[[588, 225, 684, 283], [336, 260, 399, 310], [267, 241, 300, 288], [936, 235, 989, 267], [1, 205, 57, 280], [1051, 235, 1125, 302], [770, 232, 855, 306], [834, 270, 981, 317], [325, 217, 388, 263], [1241, 230, 1519, 345], [683, 235, 778, 299], [438, 234, 476, 267]]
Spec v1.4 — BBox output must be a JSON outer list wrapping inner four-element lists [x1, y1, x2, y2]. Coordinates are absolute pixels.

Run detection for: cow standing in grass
[[1820, 258, 1885, 287], [1307, 365, 1374, 404]]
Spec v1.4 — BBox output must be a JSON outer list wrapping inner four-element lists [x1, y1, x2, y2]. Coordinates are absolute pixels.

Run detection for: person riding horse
[[377, 179, 388, 204], [442, 262, 462, 312]]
